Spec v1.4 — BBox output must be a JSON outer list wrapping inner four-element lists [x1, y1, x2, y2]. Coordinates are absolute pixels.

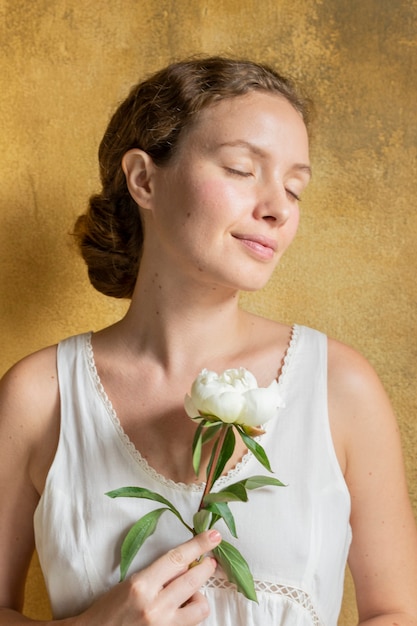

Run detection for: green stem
[[198, 424, 230, 511]]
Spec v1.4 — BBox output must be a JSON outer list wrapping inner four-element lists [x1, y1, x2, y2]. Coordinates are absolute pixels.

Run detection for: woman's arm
[[0, 351, 221, 625], [328, 338, 417, 625], [0, 349, 58, 617]]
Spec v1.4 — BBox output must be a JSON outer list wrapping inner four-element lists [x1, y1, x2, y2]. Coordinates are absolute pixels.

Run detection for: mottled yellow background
[[1, 0, 416, 623]]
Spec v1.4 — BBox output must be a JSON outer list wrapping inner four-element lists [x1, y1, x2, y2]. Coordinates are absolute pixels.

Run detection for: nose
[[253, 180, 294, 225]]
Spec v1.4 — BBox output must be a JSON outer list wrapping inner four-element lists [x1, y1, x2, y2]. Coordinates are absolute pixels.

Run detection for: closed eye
[[286, 189, 301, 202], [224, 167, 253, 178]]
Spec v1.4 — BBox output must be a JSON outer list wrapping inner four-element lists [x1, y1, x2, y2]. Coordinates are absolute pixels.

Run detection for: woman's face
[[142, 90, 311, 293]]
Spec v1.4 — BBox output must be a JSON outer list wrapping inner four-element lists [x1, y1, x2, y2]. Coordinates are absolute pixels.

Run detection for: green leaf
[[221, 476, 286, 494], [106, 487, 191, 532], [194, 413, 219, 423], [193, 509, 211, 534], [202, 422, 223, 444], [204, 501, 238, 537], [236, 427, 272, 473], [203, 483, 248, 504], [192, 421, 206, 476], [210, 426, 236, 485], [209, 512, 221, 527], [243, 475, 286, 489], [213, 540, 257, 602], [120, 508, 168, 580]]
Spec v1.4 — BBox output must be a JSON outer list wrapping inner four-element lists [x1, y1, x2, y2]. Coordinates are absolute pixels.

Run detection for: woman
[[0, 57, 416, 626]]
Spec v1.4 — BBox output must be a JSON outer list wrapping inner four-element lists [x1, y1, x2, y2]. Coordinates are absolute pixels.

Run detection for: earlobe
[[122, 149, 156, 209]]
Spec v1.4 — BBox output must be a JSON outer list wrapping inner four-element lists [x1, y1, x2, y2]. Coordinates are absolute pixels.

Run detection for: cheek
[[284, 208, 301, 246], [292, 207, 301, 233], [193, 179, 244, 218]]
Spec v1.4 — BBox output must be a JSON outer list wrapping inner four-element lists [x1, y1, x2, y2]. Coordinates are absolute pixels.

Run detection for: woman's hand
[[75, 530, 222, 626]]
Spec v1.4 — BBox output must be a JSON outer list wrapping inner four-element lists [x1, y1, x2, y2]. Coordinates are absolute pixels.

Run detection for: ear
[[122, 149, 156, 209]]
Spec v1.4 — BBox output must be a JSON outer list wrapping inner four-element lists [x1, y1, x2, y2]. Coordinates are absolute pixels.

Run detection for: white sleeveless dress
[[34, 325, 351, 625]]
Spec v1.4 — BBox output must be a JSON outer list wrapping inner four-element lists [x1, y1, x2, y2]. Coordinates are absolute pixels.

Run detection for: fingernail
[[208, 529, 222, 543]]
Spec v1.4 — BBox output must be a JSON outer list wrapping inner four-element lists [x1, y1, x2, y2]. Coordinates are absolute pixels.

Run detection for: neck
[[116, 264, 251, 374]]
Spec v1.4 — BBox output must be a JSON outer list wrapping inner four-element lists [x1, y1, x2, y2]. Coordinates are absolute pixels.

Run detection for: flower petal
[[219, 368, 258, 391], [184, 394, 200, 419], [200, 391, 245, 423], [238, 381, 284, 427], [191, 371, 230, 409]]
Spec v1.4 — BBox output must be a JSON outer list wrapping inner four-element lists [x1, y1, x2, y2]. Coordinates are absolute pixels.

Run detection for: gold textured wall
[[1, 1, 416, 623]]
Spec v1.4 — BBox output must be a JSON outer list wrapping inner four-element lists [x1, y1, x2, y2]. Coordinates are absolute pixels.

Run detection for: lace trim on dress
[[203, 576, 323, 626], [84, 324, 300, 493], [276, 323, 299, 395]]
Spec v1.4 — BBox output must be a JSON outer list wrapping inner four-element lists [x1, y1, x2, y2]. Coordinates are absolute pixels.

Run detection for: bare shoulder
[[0, 345, 60, 493], [327, 335, 386, 394], [326, 335, 398, 437], [0, 344, 59, 427], [326, 336, 399, 472]]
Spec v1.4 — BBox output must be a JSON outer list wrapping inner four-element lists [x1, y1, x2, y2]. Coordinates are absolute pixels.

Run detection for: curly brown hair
[[74, 56, 310, 299]]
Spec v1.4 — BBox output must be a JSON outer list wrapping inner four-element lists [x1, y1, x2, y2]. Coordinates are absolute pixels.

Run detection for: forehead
[[180, 91, 309, 158]]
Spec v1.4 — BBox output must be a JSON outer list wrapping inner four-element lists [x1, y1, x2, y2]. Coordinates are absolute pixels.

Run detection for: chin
[[200, 261, 277, 293], [237, 268, 278, 292], [226, 274, 274, 293]]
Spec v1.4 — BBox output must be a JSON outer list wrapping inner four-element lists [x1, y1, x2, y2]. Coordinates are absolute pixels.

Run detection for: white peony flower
[[184, 367, 284, 429], [111, 367, 287, 600]]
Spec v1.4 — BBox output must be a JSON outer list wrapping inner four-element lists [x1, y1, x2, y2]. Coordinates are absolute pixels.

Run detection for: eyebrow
[[217, 140, 312, 178]]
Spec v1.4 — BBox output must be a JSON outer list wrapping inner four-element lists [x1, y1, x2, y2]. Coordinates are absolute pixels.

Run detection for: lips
[[233, 233, 277, 251], [232, 233, 277, 260]]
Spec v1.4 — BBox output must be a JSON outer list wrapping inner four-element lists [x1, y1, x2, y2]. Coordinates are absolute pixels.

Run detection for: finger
[[141, 530, 222, 588], [177, 591, 211, 626], [167, 554, 217, 602], [159, 556, 216, 620]]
